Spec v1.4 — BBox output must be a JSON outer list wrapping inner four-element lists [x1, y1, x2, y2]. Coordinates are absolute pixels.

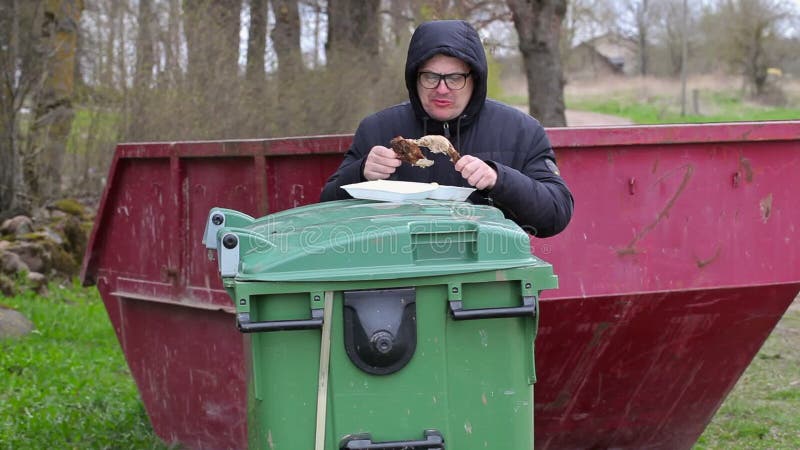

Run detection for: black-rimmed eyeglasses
[[417, 71, 472, 90]]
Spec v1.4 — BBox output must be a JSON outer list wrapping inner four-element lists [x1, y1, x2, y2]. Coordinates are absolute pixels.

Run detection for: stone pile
[[0, 199, 93, 297]]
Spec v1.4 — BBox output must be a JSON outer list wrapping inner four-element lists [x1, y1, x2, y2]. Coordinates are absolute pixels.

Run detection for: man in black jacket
[[320, 20, 573, 238]]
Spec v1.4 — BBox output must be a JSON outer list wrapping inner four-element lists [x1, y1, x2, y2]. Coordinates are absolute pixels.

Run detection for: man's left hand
[[454, 155, 497, 190]]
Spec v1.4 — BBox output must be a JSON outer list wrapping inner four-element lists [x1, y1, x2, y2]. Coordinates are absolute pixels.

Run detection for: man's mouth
[[433, 98, 452, 107]]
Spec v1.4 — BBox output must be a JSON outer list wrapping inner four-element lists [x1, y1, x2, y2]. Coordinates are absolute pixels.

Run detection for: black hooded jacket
[[320, 20, 573, 238]]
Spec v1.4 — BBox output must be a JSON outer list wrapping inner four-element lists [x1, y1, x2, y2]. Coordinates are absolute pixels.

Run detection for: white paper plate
[[342, 180, 438, 202], [428, 185, 476, 201]]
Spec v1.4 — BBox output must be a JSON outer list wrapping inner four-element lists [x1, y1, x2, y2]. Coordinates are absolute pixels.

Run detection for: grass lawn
[[695, 300, 800, 449], [567, 95, 800, 124], [562, 77, 800, 124], [1, 282, 798, 448], [0, 281, 171, 449]]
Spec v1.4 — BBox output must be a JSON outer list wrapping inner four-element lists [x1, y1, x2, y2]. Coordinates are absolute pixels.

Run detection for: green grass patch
[[0, 281, 172, 449], [566, 90, 800, 124], [695, 307, 800, 449]]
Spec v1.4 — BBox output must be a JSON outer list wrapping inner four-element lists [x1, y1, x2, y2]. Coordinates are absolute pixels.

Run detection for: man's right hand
[[363, 146, 401, 180]]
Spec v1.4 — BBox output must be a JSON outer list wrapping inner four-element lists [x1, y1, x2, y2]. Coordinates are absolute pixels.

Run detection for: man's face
[[417, 54, 474, 122]]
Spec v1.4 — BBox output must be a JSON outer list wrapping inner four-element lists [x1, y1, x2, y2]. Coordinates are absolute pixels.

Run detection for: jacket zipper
[[443, 122, 450, 138]]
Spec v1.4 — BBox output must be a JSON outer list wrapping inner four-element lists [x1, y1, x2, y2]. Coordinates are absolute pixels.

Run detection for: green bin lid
[[213, 199, 549, 281]]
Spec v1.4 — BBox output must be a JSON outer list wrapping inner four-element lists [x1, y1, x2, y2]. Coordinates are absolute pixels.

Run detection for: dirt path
[[513, 105, 634, 126], [565, 109, 634, 127]]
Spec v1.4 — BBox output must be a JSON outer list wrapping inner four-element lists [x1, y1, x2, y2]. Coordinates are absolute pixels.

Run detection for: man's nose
[[435, 80, 451, 94]]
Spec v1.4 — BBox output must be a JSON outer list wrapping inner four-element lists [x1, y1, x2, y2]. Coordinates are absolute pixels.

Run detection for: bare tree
[[0, 0, 43, 212], [272, 0, 303, 87], [247, 0, 268, 85], [181, 0, 243, 137], [507, 0, 567, 127], [388, 0, 413, 48], [632, 0, 650, 76], [325, 0, 381, 129], [609, 0, 656, 76], [657, 0, 689, 76], [161, 0, 183, 87], [327, 0, 380, 61], [703, 0, 795, 97], [26, 0, 84, 205], [130, 0, 155, 141], [183, 0, 241, 88]]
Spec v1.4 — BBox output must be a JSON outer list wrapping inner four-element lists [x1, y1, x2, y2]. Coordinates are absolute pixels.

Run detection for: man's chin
[[429, 112, 458, 122]]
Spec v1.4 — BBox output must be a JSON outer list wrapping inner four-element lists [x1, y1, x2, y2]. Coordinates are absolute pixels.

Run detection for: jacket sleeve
[[319, 121, 374, 201], [486, 124, 574, 238]]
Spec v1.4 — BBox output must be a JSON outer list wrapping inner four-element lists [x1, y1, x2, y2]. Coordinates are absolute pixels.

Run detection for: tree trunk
[[325, 0, 380, 131], [246, 0, 267, 85], [507, 0, 567, 127], [183, 0, 242, 138], [130, 0, 155, 140], [183, 0, 208, 89], [134, 0, 155, 92], [636, 0, 649, 76], [389, 0, 412, 47], [162, 0, 182, 87], [184, 0, 241, 87], [0, 0, 16, 211], [102, 0, 117, 88], [326, 0, 380, 63], [270, 0, 303, 131], [271, 0, 302, 85], [27, 0, 84, 204]]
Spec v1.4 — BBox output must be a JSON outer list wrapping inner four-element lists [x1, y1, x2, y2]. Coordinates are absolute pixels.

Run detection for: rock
[[0, 273, 15, 297], [1, 215, 34, 236], [26, 272, 48, 296], [53, 215, 86, 257], [40, 227, 65, 246], [7, 242, 50, 274], [50, 245, 79, 276], [0, 306, 34, 338], [0, 207, 29, 224], [0, 240, 10, 251], [1, 250, 29, 274]]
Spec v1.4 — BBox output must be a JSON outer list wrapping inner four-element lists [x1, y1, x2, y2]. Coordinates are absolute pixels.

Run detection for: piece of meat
[[410, 135, 461, 163], [390, 136, 434, 168], [389, 135, 461, 168]]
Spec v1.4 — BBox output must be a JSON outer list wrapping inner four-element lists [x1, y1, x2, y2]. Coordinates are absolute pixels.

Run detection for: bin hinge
[[202, 208, 255, 250]]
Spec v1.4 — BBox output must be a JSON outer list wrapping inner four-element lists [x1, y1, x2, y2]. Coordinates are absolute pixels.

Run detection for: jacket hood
[[405, 20, 488, 131]]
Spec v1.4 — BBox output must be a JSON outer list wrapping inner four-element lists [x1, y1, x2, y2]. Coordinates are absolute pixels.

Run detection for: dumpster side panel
[[533, 123, 800, 449], [540, 137, 800, 298], [117, 295, 247, 449], [264, 154, 342, 212], [96, 158, 173, 284], [534, 283, 798, 450], [81, 124, 800, 450]]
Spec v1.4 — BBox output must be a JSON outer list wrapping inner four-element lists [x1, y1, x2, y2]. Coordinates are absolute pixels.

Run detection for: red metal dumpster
[[81, 121, 800, 450]]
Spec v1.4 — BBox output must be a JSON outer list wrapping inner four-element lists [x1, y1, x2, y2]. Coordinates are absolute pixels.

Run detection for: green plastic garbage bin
[[204, 199, 558, 449]]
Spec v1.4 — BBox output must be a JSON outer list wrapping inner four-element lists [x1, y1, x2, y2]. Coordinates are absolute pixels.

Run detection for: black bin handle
[[236, 311, 322, 333], [340, 429, 444, 449], [449, 295, 537, 321]]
